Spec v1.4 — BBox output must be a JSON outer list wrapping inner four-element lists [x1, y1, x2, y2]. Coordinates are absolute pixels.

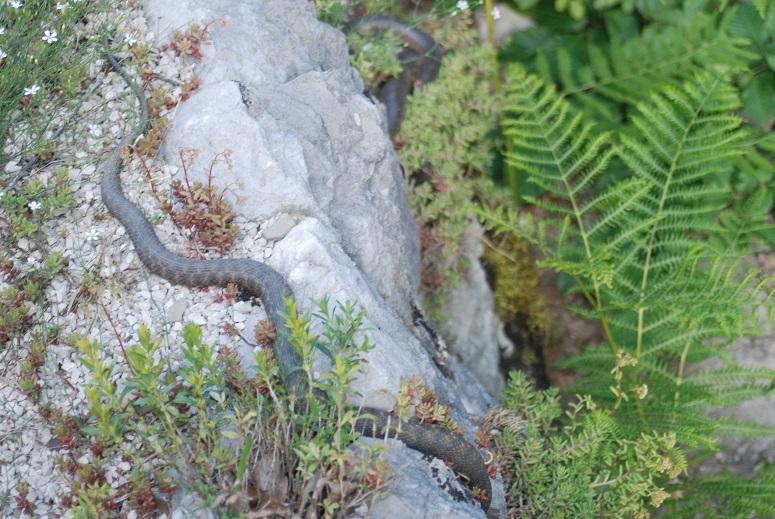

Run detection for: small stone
[[118, 461, 131, 472], [262, 214, 296, 241], [166, 299, 188, 321], [4, 160, 19, 173], [189, 312, 206, 325], [233, 301, 252, 313]]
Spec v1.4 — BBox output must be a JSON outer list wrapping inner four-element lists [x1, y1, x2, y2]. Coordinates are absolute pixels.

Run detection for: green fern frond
[[717, 418, 775, 438], [686, 366, 775, 386], [536, 14, 754, 122], [502, 65, 654, 288], [679, 467, 775, 517]]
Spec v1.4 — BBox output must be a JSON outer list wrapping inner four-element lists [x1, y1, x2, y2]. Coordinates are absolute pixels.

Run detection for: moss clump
[[482, 234, 548, 337]]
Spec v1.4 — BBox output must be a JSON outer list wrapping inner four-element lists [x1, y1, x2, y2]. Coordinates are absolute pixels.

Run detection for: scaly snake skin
[[100, 19, 491, 512]]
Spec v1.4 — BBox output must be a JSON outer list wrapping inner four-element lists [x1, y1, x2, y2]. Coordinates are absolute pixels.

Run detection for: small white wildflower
[[124, 33, 137, 46], [9, 1, 23, 9], [28, 200, 42, 211], [88, 123, 102, 137], [42, 29, 58, 44], [85, 229, 100, 242], [491, 6, 502, 20], [0, 27, 6, 35], [55, 1, 67, 11], [23, 84, 40, 96], [0, 49, 6, 60], [0, 191, 4, 199], [456, 0, 469, 10]]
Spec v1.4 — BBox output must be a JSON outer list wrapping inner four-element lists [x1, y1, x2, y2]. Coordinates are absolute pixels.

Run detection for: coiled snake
[[100, 18, 491, 512]]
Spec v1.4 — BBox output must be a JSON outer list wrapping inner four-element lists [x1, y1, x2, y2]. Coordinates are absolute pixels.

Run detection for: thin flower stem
[[484, 0, 519, 202]]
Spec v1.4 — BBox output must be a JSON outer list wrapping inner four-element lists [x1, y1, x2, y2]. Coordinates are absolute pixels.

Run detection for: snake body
[[101, 18, 490, 512]]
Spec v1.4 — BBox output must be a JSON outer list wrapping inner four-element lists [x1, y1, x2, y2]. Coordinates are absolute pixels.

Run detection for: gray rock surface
[[142, 0, 504, 516], [698, 330, 775, 477], [358, 438, 495, 519], [441, 222, 509, 397]]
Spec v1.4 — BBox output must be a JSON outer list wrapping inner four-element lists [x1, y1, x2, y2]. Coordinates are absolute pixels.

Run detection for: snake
[[348, 16, 442, 137], [100, 17, 491, 513]]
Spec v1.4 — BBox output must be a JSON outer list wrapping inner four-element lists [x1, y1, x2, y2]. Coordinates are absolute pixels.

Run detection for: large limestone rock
[[142, 0, 504, 517]]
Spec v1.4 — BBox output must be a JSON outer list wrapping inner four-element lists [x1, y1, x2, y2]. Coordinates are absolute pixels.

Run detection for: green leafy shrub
[[488, 371, 685, 518], [399, 30, 506, 310], [75, 299, 389, 517]]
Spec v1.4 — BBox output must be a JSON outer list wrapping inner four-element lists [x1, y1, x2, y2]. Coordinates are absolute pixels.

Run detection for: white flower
[[85, 229, 100, 242], [88, 123, 102, 137], [456, 0, 469, 10], [0, 49, 7, 60], [55, 1, 67, 10], [0, 27, 6, 35], [491, 6, 502, 20], [124, 33, 137, 46], [28, 200, 42, 211], [42, 29, 58, 44], [23, 84, 40, 96], [9, 1, 23, 9], [0, 191, 4, 199]]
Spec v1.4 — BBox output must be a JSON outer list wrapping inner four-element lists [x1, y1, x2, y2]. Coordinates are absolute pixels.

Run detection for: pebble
[[166, 299, 188, 321], [4, 159, 19, 173], [262, 213, 296, 241]]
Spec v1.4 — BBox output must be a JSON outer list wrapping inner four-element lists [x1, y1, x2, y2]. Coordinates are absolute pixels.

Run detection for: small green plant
[[486, 371, 685, 518], [14, 481, 32, 514], [164, 149, 240, 254], [0, 286, 31, 346], [162, 22, 214, 61], [347, 31, 404, 86], [0, 170, 74, 242], [75, 299, 389, 517]]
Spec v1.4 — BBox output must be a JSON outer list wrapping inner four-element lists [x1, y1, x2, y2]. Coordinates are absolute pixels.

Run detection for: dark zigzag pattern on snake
[[100, 22, 490, 512]]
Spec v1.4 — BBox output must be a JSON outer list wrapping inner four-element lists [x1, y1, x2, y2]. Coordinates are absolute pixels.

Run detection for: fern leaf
[[538, 14, 753, 122], [504, 65, 651, 289]]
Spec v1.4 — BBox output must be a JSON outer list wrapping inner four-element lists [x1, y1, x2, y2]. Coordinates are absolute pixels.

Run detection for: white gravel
[[0, 3, 275, 516]]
